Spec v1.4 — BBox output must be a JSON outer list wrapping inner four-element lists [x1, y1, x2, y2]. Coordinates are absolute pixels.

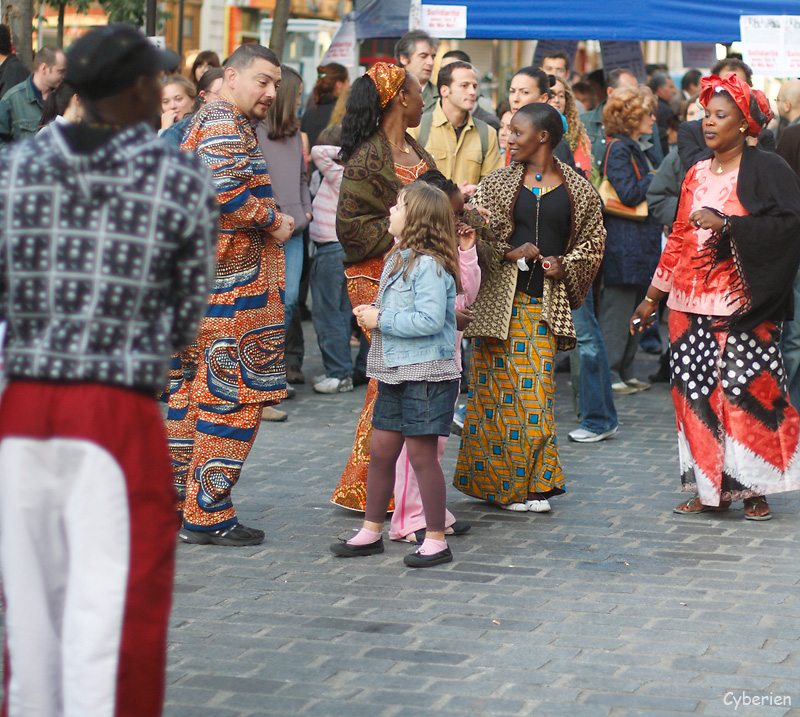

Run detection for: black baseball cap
[[66, 24, 171, 100]]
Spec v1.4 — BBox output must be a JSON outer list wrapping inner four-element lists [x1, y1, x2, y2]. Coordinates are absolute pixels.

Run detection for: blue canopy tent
[[355, 0, 799, 41]]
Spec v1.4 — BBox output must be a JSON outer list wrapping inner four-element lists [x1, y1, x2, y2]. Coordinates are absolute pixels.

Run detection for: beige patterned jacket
[[471, 158, 606, 351]]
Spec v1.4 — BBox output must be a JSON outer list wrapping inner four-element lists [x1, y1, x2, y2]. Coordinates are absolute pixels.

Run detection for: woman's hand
[[541, 255, 565, 280], [630, 292, 664, 335], [353, 304, 379, 330], [455, 307, 474, 331], [465, 203, 492, 222], [456, 222, 477, 251], [689, 208, 725, 233], [160, 110, 179, 130], [505, 242, 540, 264], [458, 181, 478, 199]]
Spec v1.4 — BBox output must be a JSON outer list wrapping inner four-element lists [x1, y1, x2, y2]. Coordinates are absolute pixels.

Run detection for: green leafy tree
[[47, 0, 92, 48], [99, 0, 147, 28], [45, 0, 147, 49]]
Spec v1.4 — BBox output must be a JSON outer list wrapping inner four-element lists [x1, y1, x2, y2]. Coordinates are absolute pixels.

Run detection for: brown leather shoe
[[286, 366, 305, 384], [261, 406, 287, 422]]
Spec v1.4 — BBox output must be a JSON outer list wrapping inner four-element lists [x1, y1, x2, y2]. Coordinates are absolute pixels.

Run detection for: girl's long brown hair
[[265, 65, 302, 140], [554, 77, 592, 161], [388, 182, 462, 294]]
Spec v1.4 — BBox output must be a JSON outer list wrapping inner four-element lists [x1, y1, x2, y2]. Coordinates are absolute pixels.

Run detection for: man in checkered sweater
[[0, 26, 218, 717]]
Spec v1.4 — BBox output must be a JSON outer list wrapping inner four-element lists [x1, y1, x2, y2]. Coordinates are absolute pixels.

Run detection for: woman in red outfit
[[632, 74, 800, 520]]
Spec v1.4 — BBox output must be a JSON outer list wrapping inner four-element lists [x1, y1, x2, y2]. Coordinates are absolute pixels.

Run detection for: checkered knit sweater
[[0, 123, 219, 393]]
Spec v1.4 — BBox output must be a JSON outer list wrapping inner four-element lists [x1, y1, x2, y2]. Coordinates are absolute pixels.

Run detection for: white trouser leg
[[0, 438, 130, 717]]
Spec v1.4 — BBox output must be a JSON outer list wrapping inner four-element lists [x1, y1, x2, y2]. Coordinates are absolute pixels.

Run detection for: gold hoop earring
[[401, 101, 408, 107]]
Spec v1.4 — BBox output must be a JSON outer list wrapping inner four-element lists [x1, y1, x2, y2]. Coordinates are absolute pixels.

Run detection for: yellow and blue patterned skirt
[[454, 294, 565, 505]]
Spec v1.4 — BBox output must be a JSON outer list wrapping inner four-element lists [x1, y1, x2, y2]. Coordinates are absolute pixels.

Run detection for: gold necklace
[[714, 152, 742, 175], [387, 137, 410, 154]]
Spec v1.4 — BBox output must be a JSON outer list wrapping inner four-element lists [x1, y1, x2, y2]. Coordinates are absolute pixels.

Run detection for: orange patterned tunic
[[178, 98, 287, 406]]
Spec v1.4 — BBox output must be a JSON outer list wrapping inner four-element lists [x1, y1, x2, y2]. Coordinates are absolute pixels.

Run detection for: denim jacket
[[377, 250, 457, 368], [0, 76, 43, 143]]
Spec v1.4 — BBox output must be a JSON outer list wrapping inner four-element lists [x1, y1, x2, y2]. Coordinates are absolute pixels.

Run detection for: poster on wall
[[419, 4, 467, 39], [532, 40, 579, 72], [740, 15, 800, 76], [681, 43, 717, 69], [321, 12, 358, 68], [600, 41, 646, 83]]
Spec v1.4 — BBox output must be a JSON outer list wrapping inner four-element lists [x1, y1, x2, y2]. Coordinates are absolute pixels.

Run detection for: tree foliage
[[44, 0, 147, 47], [99, 0, 147, 28]]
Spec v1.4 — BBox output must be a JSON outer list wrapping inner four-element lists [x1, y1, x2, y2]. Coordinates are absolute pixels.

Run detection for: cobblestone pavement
[[155, 327, 798, 715]]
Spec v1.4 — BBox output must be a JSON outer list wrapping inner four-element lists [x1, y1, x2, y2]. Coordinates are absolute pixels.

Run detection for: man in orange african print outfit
[[166, 44, 295, 546]]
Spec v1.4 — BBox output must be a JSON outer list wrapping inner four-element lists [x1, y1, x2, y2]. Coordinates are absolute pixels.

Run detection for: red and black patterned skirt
[[669, 310, 800, 505]]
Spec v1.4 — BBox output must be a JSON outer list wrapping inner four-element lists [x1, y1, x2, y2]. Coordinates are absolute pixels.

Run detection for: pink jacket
[[309, 144, 343, 244], [455, 245, 481, 370]]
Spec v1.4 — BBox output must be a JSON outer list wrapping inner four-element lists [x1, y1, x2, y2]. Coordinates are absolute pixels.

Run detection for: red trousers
[[0, 381, 176, 717]]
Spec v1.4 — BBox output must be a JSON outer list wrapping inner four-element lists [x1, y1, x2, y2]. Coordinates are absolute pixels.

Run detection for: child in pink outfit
[[389, 174, 482, 542]]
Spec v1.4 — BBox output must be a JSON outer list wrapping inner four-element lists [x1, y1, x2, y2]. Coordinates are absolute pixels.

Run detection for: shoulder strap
[[417, 111, 433, 148], [602, 137, 642, 181], [602, 137, 619, 177], [474, 117, 489, 158]]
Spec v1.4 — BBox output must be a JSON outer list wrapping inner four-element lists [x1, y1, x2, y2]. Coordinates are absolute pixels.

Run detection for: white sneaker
[[314, 376, 354, 394], [625, 378, 651, 391], [525, 499, 551, 512], [568, 425, 619, 443]]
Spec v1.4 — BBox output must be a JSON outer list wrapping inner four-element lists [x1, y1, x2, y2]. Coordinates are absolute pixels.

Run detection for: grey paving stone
[[179, 675, 286, 694], [7, 329, 800, 716]]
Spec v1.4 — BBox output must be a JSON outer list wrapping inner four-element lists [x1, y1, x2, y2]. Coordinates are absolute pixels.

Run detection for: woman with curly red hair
[[598, 85, 663, 394]]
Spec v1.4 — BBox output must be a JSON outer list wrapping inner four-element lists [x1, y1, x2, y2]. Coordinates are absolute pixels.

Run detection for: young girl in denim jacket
[[331, 182, 462, 567]]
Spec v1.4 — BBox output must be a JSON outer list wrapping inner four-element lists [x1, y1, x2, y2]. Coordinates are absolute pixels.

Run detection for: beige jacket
[[409, 101, 503, 187]]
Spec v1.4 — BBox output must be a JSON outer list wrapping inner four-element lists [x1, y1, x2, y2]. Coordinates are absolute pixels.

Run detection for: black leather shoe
[[351, 369, 369, 387], [412, 521, 471, 544], [330, 537, 384, 557], [179, 523, 265, 546], [450, 520, 471, 536], [404, 546, 453, 568]]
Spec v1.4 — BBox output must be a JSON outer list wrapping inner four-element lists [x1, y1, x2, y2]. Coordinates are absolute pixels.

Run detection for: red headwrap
[[699, 74, 773, 137], [366, 62, 406, 109]]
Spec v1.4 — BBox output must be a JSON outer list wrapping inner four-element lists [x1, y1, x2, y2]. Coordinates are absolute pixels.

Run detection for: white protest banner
[[783, 16, 800, 76], [409, 0, 421, 31], [420, 4, 467, 39], [740, 15, 784, 75], [681, 42, 717, 69], [321, 13, 358, 67], [600, 41, 646, 84]]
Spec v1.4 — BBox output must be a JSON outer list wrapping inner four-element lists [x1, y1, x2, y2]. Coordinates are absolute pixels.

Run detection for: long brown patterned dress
[[331, 157, 429, 511]]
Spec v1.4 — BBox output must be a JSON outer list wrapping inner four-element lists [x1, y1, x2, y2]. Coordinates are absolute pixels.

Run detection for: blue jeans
[[572, 291, 618, 433], [283, 231, 304, 329], [780, 268, 800, 409], [309, 242, 353, 379]]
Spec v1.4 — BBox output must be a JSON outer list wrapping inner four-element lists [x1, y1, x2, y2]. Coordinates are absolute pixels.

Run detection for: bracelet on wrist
[[643, 295, 658, 305]]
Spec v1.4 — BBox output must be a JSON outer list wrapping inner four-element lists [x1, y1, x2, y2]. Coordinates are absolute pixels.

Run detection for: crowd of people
[[1, 20, 800, 715]]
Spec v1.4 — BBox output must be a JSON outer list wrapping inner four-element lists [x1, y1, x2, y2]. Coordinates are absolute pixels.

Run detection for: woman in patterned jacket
[[454, 102, 605, 512]]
